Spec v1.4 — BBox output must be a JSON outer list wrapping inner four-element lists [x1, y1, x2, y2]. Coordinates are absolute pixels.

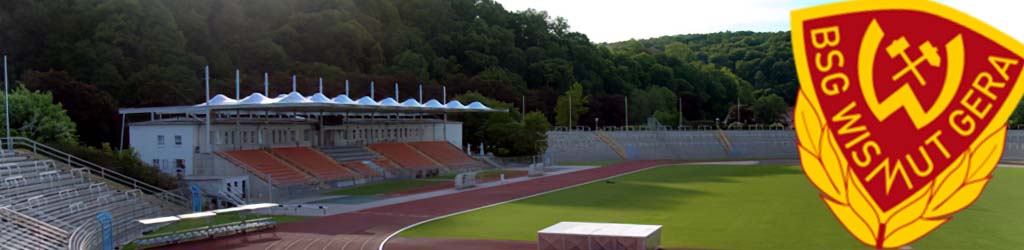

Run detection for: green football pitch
[[398, 165, 1024, 249]]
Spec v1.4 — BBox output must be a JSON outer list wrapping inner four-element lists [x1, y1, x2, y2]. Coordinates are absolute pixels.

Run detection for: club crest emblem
[[791, 0, 1024, 248]]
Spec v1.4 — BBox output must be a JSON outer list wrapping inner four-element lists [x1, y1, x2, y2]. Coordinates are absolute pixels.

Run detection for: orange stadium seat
[[372, 159, 406, 174], [367, 143, 440, 170], [220, 150, 311, 185], [271, 147, 362, 181], [341, 161, 383, 177], [408, 141, 480, 169]]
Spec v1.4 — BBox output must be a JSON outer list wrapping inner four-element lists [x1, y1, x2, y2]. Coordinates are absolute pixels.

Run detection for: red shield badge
[[792, 0, 1024, 248]]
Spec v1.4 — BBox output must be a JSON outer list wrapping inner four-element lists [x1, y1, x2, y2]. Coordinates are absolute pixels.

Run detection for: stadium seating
[[547, 130, 799, 161], [270, 147, 362, 181], [0, 151, 171, 249], [370, 160, 406, 175], [546, 131, 624, 162], [340, 161, 385, 177], [367, 143, 441, 170], [720, 130, 797, 159], [1004, 130, 1024, 162], [606, 131, 728, 160], [408, 141, 481, 169], [220, 150, 311, 185]]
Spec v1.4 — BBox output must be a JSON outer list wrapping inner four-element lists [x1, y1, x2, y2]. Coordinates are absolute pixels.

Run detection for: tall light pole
[[3, 55, 10, 151], [678, 97, 683, 129], [737, 95, 741, 123], [624, 96, 629, 128], [204, 66, 211, 153], [568, 94, 573, 129]]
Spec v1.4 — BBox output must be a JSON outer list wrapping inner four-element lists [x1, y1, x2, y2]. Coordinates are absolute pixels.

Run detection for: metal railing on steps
[[1, 137, 189, 209]]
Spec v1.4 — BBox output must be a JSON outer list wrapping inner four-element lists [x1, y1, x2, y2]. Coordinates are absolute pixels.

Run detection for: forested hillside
[[0, 0, 797, 146]]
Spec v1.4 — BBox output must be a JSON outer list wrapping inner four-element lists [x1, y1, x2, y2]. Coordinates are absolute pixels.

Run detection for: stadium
[[2, 1, 1024, 250], [3, 73, 1023, 249]]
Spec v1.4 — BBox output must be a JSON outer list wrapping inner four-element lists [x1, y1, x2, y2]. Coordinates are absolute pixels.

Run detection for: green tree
[[752, 93, 788, 124], [554, 82, 589, 127], [0, 85, 78, 144], [653, 110, 681, 128], [1012, 101, 1024, 126], [21, 70, 119, 146], [628, 85, 676, 124], [664, 42, 695, 61]]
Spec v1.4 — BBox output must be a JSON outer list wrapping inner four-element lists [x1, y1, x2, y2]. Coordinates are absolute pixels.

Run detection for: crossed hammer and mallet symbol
[[886, 36, 942, 85]]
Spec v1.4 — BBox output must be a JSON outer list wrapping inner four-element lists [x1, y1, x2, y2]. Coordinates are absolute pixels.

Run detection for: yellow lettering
[[821, 73, 850, 96], [989, 56, 1020, 81], [971, 72, 1004, 100], [852, 140, 880, 168], [866, 159, 914, 194], [811, 26, 841, 49], [949, 109, 976, 136], [815, 50, 845, 72]]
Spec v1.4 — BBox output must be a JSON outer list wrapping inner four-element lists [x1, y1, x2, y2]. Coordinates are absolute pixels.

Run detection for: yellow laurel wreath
[[795, 90, 1002, 248]]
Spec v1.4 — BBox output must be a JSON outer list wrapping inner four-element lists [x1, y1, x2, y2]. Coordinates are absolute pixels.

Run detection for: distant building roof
[[119, 91, 501, 115]]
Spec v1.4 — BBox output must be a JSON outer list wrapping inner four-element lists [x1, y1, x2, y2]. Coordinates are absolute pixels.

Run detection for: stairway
[[595, 131, 628, 160], [715, 129, 734, 155], [362, 161, 389, 174], [320, 146, 377, 163]]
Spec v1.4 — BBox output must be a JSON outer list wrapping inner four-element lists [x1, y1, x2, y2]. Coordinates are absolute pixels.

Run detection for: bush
[[728, 122, 745, 130], [51, 142, 179, 190]]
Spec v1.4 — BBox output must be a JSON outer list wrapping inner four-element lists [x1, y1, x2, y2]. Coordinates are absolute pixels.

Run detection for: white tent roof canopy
[[121, 92, 503, 115]]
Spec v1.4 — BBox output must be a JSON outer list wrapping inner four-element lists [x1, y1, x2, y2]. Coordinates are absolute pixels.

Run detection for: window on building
[[175, 159, 185, 175], [152, 159, 159, 167], [157, 135, 165, 145], [174, 135, 182, 145]]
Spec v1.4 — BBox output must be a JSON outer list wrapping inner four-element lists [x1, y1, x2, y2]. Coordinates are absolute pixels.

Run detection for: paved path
[[156, 161, 675, 250]]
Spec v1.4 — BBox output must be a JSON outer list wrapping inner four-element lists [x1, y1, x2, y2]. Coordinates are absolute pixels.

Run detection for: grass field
[[399, 165, 1024, 249]]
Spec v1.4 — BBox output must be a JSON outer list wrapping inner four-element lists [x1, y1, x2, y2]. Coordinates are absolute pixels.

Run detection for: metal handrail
[[67, 221, 96, 250], [2, 137, 189, 208], [0, 206, 70, 249]]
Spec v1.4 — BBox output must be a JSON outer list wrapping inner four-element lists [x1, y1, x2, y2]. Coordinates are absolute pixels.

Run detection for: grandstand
[[545, 131, 622, 162], [368, 142, 443, 171], [271, 147, 363, 183], [1001, 130, 1024, 162], [546, 129, 798, 162], [0, 147, 183, 250], [408, 141, 484, 169], [119, 86, 504, 204]]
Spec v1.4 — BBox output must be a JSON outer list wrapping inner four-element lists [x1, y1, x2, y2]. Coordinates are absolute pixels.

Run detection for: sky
[[496, 0, 1024, 43]]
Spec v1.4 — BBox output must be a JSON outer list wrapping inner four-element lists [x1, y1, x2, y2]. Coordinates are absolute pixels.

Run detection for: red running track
[[156, 160, 676, 250]]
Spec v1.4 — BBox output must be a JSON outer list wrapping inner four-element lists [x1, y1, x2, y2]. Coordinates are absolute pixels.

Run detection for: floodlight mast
[[3, 55, 10, 151]]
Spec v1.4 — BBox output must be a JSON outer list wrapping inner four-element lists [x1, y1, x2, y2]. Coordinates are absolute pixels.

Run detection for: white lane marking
[[377, 162, 679, 250]]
